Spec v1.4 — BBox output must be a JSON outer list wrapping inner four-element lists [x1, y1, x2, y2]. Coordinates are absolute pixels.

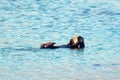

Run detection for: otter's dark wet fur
[[40, 36, 85, 49]]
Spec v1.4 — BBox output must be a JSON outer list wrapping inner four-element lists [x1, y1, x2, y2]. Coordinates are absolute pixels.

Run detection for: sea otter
[[40, 35, 85, 49]]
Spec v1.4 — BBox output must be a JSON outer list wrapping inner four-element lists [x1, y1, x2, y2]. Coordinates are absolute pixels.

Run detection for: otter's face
[[73, 36, 79, 44], [67, 36, 85, 49], [72, 36, 84, 44]]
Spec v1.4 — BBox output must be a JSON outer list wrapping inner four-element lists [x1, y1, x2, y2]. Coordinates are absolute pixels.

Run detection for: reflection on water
[[0, 0, 120, 80]]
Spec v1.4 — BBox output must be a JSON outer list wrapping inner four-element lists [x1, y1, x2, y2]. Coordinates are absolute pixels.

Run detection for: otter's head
[[67, 35, 85, 49]]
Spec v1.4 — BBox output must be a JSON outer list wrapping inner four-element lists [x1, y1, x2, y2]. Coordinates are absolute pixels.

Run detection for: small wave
[[93, 64, 101, 66], [97, 10, 120, 16], [0, 47, 40, 52]]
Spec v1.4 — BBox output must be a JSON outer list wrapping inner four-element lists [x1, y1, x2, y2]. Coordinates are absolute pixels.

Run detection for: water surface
[[0, 0, 120, 80]]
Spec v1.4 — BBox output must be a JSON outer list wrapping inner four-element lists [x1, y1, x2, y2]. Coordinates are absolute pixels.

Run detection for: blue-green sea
[[0, 0, 120, 80]]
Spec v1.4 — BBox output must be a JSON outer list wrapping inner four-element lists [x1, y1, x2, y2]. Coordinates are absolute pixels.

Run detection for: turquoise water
[[0, 0, 120, 80]]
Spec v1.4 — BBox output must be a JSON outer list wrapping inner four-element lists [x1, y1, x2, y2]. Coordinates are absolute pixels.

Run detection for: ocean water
[[0, 0, 120, 80]]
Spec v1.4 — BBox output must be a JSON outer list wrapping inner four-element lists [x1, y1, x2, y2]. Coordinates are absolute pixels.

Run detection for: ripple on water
[[0, 0, 120, 80]]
